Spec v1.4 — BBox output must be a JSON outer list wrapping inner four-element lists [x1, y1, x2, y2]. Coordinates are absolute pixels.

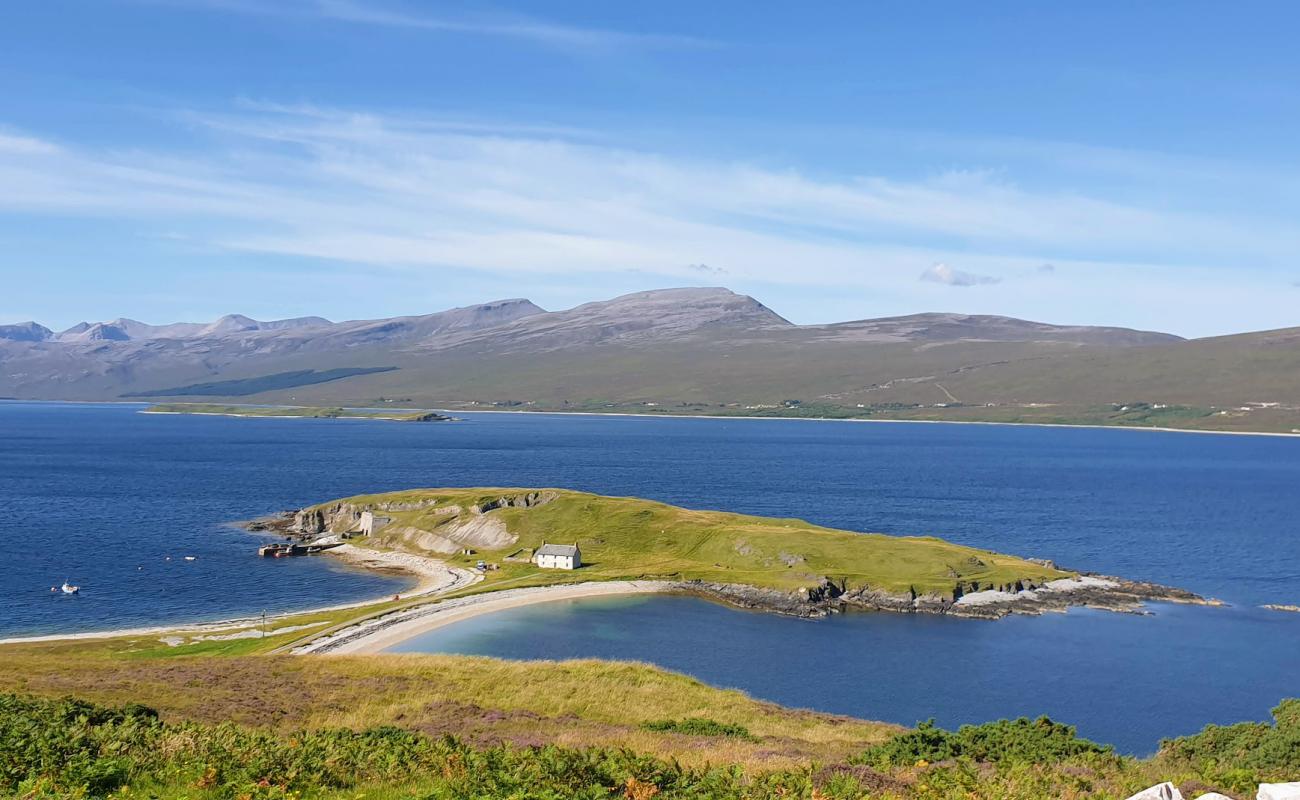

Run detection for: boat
[[60, 580, 79, 595], [183, 556, 197, 561]]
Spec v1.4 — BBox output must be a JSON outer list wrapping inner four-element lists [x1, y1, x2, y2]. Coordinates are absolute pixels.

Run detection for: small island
[[142, 403, 451, 422], [250, 488, 1208, 653]]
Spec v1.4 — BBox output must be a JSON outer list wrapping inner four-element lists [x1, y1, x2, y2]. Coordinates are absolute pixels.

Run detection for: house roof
[[536, 543, 580, 558]]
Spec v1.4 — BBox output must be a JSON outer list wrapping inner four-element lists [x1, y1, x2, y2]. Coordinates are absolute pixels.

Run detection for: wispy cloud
[[149, 0, 713, 51], [919, 263, 1000, 287], [0, 105, 1296, 310]]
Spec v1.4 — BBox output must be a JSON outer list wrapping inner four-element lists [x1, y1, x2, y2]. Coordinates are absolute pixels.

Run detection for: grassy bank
[[312, 488, 1072, 599], [0, 649, 895, 770], [143, 403, 449, 422], [3, 682, 1297, 799]]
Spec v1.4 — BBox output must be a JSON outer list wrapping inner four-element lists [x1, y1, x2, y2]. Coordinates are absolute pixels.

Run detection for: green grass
[[0, 653, 897, 770], [325, 488, 1072, 598], [3, 689, 1297, 799], [642, 718, 756, 740], [143, 403, 448, 421]]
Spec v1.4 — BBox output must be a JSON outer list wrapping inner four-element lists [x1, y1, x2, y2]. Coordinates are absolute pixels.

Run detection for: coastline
[[0, 545, 479, 647], [287, 572, 1217, 656], [449, 407, 1300, 438], [294, 580, 674, 655], [6, 399, 1299, 438]]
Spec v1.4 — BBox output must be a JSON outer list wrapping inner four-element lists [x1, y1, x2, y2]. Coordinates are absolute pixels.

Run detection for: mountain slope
[[2, 288, 1296, 433]]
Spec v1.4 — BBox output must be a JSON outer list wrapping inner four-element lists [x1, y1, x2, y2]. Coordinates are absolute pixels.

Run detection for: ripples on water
[[3, 402, 1297, 751]]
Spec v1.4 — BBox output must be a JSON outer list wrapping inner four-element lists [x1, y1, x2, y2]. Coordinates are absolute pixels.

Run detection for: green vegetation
[[1157, 699, 1300, 794], [143, 403, 448, 421], [123, 366, 398, 397], [4, 689, 1298, 799], [331, 488, 1072, 597], [642, 718, 756, 740], [856, 718, 1113, 768], [0, 653, 894, 770]]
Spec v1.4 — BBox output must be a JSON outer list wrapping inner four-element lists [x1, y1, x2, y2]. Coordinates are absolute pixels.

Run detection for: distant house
[[359, 511, 392, 536], [534, 542, 581, 570]]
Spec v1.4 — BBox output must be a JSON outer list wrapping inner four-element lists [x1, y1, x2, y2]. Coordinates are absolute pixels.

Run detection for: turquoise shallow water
[[3, 401, 1298, 752]]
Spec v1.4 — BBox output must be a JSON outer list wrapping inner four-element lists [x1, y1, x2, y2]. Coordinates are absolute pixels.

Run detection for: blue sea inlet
[[2, 401, 1298, 753]]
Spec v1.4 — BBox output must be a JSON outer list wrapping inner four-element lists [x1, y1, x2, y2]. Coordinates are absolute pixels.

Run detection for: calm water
[[2, 402, 1298, 751]]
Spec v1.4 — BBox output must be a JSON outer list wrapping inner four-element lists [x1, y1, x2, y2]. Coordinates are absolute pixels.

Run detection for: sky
[[2, 1, 1299, 337]]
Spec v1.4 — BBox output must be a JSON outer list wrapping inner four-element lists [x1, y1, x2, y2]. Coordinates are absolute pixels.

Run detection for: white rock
[[1126, 783, 1184, 800], [1258, 783, 1300, 800], [1192, 794, 1235, 800]]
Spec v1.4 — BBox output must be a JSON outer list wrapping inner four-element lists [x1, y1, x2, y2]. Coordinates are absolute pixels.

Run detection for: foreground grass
[[0, 651, 896, 769], [323, 488, 1072, 598], [143, 403, 448, 422], [4, 688, 1297, 799]]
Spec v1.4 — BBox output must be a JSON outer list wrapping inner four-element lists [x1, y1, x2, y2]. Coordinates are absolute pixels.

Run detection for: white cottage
[[534, 542, 581, 570]]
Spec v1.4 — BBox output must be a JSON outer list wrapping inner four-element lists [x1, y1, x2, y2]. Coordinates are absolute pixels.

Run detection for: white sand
[[294, 580, 675, 655]]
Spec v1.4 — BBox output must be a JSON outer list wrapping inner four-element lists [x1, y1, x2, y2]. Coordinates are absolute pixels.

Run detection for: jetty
[[258, 541, 342, 558]]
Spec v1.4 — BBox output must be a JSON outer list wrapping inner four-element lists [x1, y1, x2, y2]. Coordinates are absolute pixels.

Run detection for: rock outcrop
[[676, 574, 1209, 621]]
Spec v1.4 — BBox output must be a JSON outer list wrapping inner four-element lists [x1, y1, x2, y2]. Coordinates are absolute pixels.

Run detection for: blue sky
[[2, 1, 1299, 336]]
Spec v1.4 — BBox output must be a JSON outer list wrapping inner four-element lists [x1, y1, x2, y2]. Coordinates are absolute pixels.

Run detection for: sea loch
[[2, 401, 1297, 752]]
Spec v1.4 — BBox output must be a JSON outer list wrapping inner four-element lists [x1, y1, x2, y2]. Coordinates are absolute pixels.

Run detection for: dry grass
[[0, 651, 899, 769]]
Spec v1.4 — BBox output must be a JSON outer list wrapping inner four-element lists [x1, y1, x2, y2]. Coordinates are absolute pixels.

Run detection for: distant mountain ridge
[[2, 287, 1296, 434], [2, 288, 1173, 348]]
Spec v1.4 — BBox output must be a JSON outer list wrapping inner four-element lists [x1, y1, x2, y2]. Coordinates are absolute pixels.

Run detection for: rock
[[1125, 784, 1184, 800], [1258, 783, 1300, 800], [1191, 794, 1235, 800]]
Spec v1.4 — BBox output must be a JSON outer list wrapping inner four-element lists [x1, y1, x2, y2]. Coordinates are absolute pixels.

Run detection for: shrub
[[641, 718, 756, 740], [855, 716, 1112, 767], [1158, 698, 1300, 788]]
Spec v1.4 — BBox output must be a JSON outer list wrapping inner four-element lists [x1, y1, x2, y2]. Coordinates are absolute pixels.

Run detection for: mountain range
[[3, 288, 1297, 433]]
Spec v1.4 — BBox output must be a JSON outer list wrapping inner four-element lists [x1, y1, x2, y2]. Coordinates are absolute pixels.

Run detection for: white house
[[534, 542, 581, 570]]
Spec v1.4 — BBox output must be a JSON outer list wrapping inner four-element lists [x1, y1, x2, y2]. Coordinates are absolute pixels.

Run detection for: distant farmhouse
[[534, 542, 581, 570]]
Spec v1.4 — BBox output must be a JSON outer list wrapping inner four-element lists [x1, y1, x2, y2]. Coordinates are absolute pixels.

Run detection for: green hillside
[[319, 488, 1072, 597]]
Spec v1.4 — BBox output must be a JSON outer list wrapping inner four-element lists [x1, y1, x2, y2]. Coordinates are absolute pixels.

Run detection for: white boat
[[60, 581, 79, 595], [183, 556, 197, 561]]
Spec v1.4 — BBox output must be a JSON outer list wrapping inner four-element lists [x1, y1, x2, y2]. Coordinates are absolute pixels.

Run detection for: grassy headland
[[143, 403, 450, 422], [302, 488, 1073, 601]]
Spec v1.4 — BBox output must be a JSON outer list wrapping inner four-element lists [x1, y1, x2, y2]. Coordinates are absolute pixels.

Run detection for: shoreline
[[448, 407, 1300, 438], [0, 545, 479, 647], [289, 572, 1218, 656], [5, 399, 1299, 438], [295, 581, 674, 655]]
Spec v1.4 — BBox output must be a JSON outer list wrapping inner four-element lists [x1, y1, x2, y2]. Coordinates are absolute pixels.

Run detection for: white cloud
[[0, 105, 1297, 309], [919, 263, 1000, 287], [152, 0, 713, 52]]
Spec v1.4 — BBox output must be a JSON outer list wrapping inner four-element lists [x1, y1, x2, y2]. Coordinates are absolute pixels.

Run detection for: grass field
[[0, 649, 1295, 799], [321, 488, 1073, 599], [0, 649, 896, 770]]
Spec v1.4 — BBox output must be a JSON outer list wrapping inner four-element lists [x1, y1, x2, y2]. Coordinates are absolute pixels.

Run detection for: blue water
[[2, 401, 1298, 751], [391, 595, 1299, 753]]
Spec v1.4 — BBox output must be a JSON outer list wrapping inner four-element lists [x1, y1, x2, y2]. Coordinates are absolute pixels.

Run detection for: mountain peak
[[0, 322, 53, 342]]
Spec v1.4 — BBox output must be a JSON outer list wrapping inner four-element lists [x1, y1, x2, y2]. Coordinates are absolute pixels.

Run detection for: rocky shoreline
[[675, 574, 1214, 620], [289, 574, 1216, 655]]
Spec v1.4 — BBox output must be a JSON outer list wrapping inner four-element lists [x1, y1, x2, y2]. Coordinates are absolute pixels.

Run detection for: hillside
[[3, 287, 1298, 433]]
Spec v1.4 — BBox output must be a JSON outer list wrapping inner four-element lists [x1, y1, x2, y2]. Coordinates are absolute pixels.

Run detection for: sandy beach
[[292, 580, 675, 655]]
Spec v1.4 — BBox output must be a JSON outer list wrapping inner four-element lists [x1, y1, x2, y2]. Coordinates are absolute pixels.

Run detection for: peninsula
[[256, 488, 1206, 653], [142, 403, 451, 422]]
